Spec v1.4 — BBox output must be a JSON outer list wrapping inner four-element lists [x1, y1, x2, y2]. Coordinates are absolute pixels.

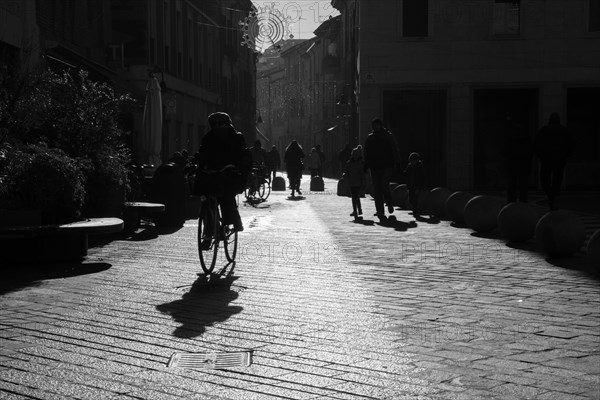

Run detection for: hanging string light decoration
[[239, 4, 292, 53]]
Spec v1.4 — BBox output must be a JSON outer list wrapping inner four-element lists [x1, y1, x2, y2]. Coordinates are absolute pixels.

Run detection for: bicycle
[[244, 164, 271, 202], [194, 166, 240, 274]]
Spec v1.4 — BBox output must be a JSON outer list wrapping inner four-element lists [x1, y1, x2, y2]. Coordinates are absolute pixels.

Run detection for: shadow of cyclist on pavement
[[156, 270, 243, 338]]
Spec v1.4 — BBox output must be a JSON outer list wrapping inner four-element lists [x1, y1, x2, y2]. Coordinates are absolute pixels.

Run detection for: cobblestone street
[[1, 176, 599, 399]]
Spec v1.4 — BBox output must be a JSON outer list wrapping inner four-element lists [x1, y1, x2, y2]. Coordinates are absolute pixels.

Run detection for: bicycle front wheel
[[198, 197, 219, 274], [261, 181, 271, 200]]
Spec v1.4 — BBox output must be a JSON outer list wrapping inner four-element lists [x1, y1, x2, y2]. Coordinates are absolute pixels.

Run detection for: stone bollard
[[428, 187, 452, 217], [497, 202, 539, 243], [151, 163, 186, 227], [445, 191, 474, 224], [389, 182, 400, 194], [587, 229, 600, 273], [310, 176, 324, 191], [391, 184, 408, 208], [535, 210, 586, 258], [272, 176, 286, 191], [464, 195, 506, 233]]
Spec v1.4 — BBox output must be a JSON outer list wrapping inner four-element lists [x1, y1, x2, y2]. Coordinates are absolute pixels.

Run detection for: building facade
[[111, 0, 257, 162], [344, 0, 600, 189], [0, 0, 40, 74], [263, 16, 344, 177], [1, 0, 257, 165], [256, 40, 305, 154]]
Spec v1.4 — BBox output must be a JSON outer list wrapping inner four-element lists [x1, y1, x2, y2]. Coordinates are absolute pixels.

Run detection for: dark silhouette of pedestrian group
[[337, 112, 573, 221], [339, 118, 410, 220], [184, 110, 572, 233]]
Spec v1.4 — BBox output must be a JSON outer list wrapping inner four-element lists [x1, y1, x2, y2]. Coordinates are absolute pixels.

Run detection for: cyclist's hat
[[408, 152, 421, 162], [371, 117, 384, 128], [208, 112, 233, 127]]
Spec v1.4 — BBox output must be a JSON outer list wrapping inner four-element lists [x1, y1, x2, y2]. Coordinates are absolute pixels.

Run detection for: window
[[187, 123, 194, 150], [493, 0, 520, 35], [164, 46, 171, 72], [402, 0, 428, 37], [590, 0, 600, 32], [164, 45, 170, 72], [176, 121, 182, 148], [177, 51, 182, 76], [150, 37, 156, 65], [163, 1, 170, 70], [567, 87, 600, 161]]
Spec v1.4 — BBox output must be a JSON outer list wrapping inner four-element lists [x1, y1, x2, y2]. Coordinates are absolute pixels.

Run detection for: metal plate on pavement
[[168, 350, 253, 370]]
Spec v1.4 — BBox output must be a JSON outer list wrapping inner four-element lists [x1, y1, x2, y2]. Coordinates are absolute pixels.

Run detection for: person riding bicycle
[[195, 112, 249, 232], [247, 140, 268, 196], [249, 139, 267, 165]]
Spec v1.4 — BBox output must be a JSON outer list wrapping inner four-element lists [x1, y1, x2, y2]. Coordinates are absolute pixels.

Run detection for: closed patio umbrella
[[141, 75, 163, 166]]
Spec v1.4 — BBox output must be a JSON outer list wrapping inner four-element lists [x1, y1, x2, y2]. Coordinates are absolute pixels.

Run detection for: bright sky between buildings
[[251, 1, 339, 44]]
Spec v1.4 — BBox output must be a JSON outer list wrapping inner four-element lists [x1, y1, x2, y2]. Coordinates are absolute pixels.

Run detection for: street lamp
[[335, 84, 354, 146]]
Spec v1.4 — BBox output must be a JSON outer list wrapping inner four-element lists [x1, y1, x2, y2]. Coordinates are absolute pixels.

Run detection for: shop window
[[493, 0, 520, 35], [402, 0, 428, 37], [590, 0, 600, 31]]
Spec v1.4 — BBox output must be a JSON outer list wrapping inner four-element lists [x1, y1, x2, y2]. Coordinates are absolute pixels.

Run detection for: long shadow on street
[[546, 256, 600, 281], [507, 242, 599, 281], [156, 269, 244, 338], [0, 262, 111, 295], [89, 225, 183, 249]]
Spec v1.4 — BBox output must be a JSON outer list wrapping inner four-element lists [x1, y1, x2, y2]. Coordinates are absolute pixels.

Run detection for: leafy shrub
[[0, 68, 133, 217], [0, 144, 85, 224]]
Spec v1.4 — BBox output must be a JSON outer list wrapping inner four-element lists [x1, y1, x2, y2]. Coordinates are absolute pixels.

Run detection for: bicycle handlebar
[[199, 164, 239, 174]]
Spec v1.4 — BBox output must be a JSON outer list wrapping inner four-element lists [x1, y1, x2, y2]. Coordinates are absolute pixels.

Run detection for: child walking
[[404, 152, 426, 215], [345, 145, 365, 219]]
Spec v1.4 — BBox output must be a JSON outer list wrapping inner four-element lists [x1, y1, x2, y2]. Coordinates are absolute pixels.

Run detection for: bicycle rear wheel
[[224, 225, 238, 262], [198, 197, 219, 274]]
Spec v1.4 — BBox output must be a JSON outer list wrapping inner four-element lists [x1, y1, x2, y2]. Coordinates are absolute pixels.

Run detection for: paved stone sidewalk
[[0, 176, 598, 399]]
